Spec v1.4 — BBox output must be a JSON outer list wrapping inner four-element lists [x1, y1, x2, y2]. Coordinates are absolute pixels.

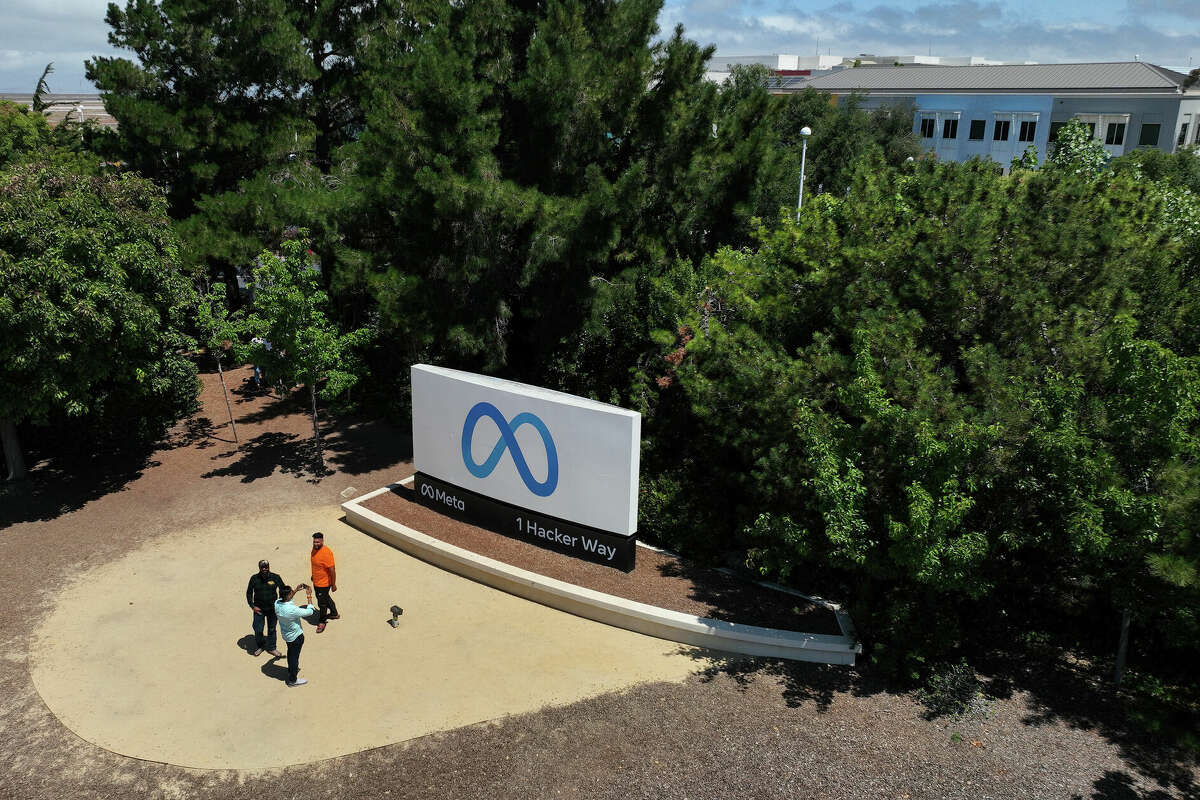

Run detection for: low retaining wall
[[342, 484, 861, 665]]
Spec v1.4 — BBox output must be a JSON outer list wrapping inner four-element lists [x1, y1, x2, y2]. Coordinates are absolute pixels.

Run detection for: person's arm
[[247, 576, 260, 613], [329, 566, 337, 592], [297, 583, 317, 616]]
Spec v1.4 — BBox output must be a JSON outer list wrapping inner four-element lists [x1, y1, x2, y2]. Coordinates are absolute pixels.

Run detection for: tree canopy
[[0, 158, 199, 476]]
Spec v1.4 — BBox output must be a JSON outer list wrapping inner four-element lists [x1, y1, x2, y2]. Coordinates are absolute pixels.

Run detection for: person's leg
[[286, 634, 304, 683], [265, 611, 277, 652], [252, 611, 266, 652], [314, 586, 331, 624]]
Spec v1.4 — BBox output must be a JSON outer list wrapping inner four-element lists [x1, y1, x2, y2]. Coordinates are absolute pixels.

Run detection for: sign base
[[413, 472, 637, 572]]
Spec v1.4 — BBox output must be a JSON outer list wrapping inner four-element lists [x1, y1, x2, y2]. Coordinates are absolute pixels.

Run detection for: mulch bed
[[360, 483, 844, 636]]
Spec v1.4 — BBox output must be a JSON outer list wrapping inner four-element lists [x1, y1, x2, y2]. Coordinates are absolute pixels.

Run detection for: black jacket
[[246, 571, 284, 612]]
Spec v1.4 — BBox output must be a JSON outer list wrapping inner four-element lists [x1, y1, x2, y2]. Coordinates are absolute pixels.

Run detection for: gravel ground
[[1, 363, 1197, 800]]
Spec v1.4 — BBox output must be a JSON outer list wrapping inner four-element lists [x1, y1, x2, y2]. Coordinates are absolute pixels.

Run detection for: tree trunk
[[1114, 606, 1131, 686], [1, 417, 26, 481], [310, 383, 324, 469], [215, 356, 239, 444]]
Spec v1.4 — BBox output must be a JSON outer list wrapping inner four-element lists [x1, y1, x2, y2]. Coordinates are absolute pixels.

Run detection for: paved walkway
[[29, 505, 702, 770]]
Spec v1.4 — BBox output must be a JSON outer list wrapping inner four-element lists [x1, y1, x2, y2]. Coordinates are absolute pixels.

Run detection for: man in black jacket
[[246, 560, 285, 657]]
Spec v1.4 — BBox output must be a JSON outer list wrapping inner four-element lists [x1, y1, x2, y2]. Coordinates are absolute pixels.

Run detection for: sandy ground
[[28, 505, 699, 769]]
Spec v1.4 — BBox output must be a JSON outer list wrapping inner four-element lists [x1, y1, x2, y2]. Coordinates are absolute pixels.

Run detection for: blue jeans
[[252, 609, 277, 651]]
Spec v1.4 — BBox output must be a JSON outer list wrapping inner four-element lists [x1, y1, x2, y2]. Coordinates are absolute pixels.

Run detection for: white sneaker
[[286, 678, 308, 687]]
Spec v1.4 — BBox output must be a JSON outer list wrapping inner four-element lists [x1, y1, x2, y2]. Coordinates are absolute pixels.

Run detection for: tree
[[0, 159, 199, 479], [773, 91, 921, 200], [1047, 118, 1109, 173], [87, 0, 382, 212], [194, 282, 245, 443], [245, 237, 367, 469], [345, 1, 801, 394], [0, 100, 51, 167], [86, 0, 392, 289], [637, 154, 1200, 678]]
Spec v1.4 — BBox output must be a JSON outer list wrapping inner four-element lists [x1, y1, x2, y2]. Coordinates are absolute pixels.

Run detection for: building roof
[[0, 93, 117, 127], [804, 62, 1192, 95]]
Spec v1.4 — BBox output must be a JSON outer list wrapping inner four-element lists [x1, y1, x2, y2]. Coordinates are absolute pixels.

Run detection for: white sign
[[411, 365, 640, 535]]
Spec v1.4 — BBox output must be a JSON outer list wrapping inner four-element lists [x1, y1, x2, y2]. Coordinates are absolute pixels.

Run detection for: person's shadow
[[260, 657, 289, 682], [236, 634, 258, 654]]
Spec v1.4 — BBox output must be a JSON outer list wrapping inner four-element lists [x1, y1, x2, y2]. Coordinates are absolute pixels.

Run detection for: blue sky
[[1, 0, 1197, 92]]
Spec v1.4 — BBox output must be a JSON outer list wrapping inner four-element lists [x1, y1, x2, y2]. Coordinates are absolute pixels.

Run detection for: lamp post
[[796, 126, 812, 221]]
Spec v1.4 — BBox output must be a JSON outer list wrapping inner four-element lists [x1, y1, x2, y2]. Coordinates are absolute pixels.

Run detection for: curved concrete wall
[[343, 486, 860, 665]]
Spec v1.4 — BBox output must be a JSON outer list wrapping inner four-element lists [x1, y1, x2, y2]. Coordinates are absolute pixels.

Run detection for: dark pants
[[285, 633, 305, 683], [315, 585, 338, 623], [252, 609, 277, 651]]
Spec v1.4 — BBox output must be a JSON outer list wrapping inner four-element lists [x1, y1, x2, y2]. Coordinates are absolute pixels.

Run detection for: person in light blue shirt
[[274, 584, 317, 687]]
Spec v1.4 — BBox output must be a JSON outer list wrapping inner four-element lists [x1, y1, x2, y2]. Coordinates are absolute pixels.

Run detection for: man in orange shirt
[[309, 531, 338, 633]]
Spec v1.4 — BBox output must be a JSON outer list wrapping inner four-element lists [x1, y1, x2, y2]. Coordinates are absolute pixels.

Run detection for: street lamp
[[796, 126, 812, 221]]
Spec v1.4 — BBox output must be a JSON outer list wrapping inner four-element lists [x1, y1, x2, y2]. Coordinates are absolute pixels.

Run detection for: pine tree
[[86, 0, 388, 279]]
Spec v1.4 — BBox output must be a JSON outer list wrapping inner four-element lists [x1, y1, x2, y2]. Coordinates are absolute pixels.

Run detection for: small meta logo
[[461, 401, 558, 497]]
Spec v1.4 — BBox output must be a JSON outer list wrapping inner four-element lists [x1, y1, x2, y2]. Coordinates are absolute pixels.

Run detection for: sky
[[1, 0, 1197, 92]]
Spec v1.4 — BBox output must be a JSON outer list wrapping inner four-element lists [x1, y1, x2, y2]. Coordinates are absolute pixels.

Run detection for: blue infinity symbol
[[461, 402, 558, 497]]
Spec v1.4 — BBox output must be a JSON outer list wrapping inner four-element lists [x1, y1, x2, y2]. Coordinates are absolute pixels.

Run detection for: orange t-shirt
[[311, 546, 336, 587]]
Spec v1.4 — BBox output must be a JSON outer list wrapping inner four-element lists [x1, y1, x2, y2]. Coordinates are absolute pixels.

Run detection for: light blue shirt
[[275, 599, 316, 643]]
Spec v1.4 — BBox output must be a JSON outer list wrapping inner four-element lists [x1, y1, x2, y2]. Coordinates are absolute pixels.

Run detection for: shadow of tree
[[656, 559, 842, 635], [681, 648, 890, 712], [201, 431, 332, 483], [229, 387, 310, 423], [972, 641, 1200, 799], [157, 416, 231, 450], [321, 416, 412, 477], [0, 432, 160, 527], [1086, 770, 1180, 800]]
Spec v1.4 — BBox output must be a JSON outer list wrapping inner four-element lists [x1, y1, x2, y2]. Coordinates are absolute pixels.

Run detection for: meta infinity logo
[[461, 401, 559, 497]]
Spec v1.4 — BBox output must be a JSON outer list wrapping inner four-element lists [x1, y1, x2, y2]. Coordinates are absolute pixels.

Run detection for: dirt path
[[1, 365, 1197, 799]]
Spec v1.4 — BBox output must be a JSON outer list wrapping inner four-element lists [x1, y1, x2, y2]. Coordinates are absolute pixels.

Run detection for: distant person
[[245, 559, 284, 657], [250, 336, 272, 387], [275, 583, 317, 687], [309, 531, 338, 632]]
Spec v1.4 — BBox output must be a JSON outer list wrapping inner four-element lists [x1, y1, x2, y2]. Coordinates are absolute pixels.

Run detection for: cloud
[[661, 0, 1200, 69], [0, 0, 116, 91], [1128, 0, 1200, 19]]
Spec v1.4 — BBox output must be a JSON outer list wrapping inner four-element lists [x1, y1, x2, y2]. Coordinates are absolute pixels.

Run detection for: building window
[[1105, 122, 1126, 146], [920, 118, 936, 138], [1178, 123, 1189, 147], [1138, 123, 1161, 147], [993, 120, 1011, 141], [1084, 122, 1097, 138], [943, 118, 958, 139], [968, 120, 986, 140], [1018, 120, 1037, 142]]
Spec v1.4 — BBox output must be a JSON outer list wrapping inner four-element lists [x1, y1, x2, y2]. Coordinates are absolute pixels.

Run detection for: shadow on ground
[[1084, 770, 1178, 800], [0, 435, 162, 528], [681, 632, 1197, 798], [322, 416, 412, 476], [201, 431, 332, 484], [683, 650, 893, 713], [656, 559, 842, 635], [976, 642, 1200, 800]]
